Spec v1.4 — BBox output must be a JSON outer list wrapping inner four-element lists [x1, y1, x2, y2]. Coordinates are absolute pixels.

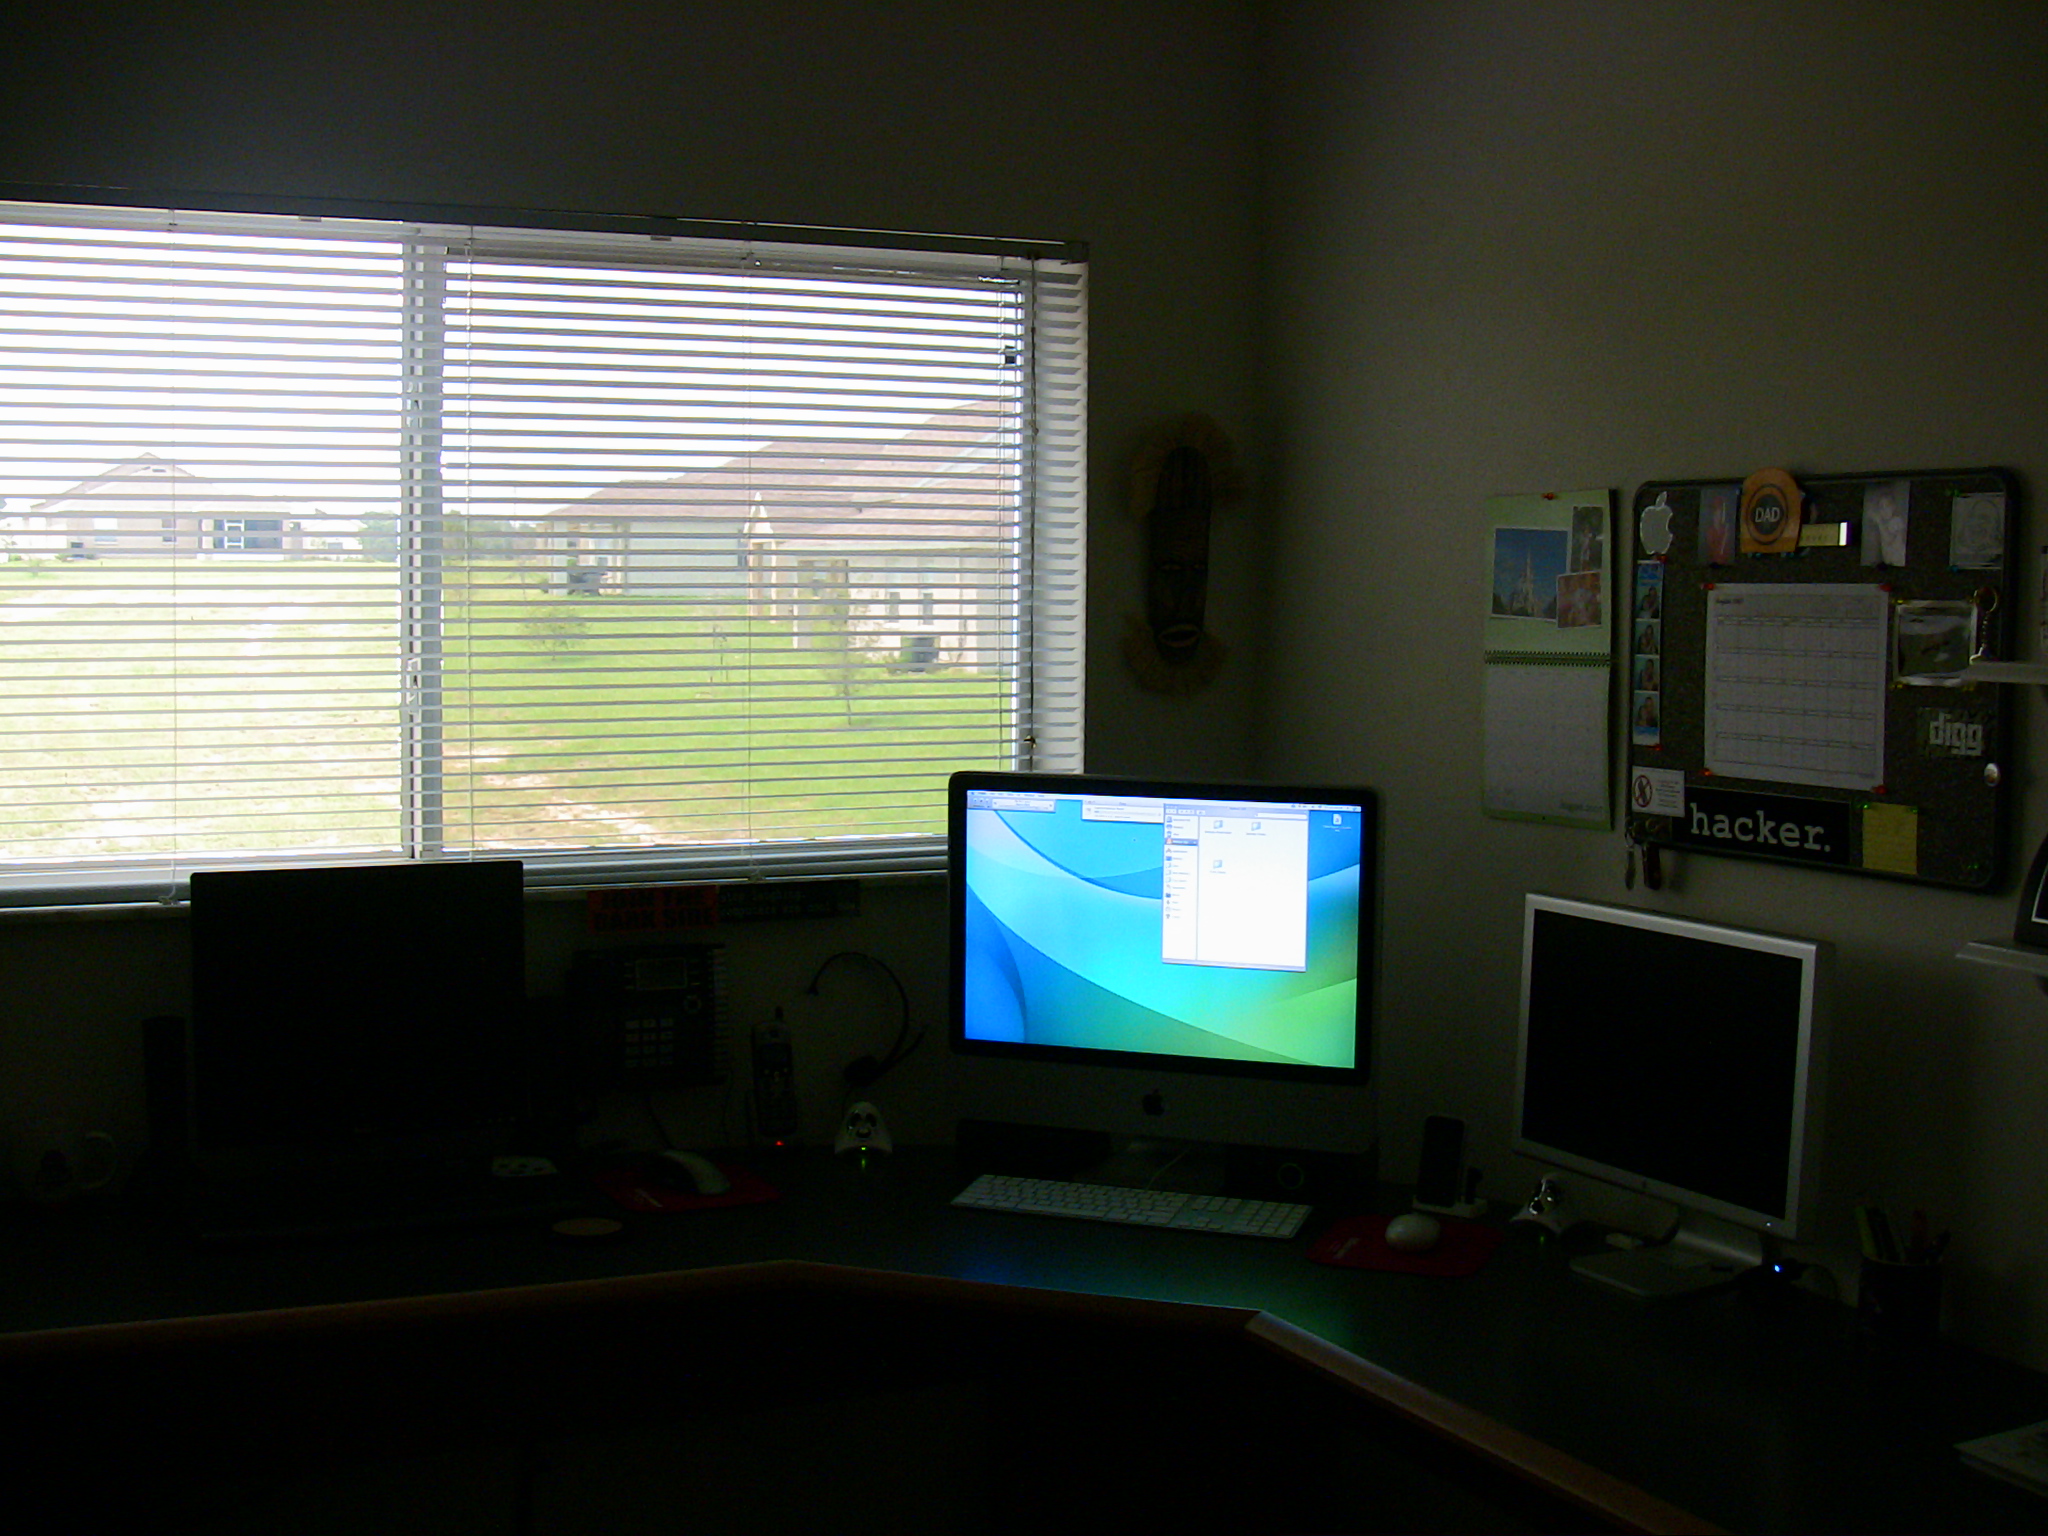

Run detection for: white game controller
[[1509, 1173, 1581, 1236], [835, 1101, 892, 1157]]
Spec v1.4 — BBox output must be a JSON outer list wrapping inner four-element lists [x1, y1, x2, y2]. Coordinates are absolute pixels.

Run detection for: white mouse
[[1385, 1212, 1442, 1253], [653, 1149, 730, 1197]]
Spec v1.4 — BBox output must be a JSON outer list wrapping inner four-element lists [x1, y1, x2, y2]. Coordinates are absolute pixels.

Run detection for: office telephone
[[569, 944, 729, 1090]]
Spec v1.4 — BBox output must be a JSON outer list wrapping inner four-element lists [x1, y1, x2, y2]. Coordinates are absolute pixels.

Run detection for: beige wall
[[1257, 0, 2048, 1369]]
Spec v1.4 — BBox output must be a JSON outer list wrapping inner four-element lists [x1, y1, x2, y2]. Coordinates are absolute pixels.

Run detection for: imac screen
[[1514, 894, 1827, 1240], [951, 772, 1373, 1080]]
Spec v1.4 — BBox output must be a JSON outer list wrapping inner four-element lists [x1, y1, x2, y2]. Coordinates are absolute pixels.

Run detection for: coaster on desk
[[594, 1160, 782, 1214], [552, 1216, 627, 1242], [1309, 1213, 1503, 1276]]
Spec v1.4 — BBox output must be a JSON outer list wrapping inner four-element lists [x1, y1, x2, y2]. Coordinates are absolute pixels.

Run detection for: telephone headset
[[804, 949, 925, 1090]]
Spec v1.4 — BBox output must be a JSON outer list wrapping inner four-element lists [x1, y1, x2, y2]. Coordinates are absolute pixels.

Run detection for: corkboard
[[1624, 468, 2017, 890]]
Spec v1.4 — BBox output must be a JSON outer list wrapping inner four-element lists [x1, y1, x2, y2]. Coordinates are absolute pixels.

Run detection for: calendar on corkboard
[[1624, 467, 2018, 890]]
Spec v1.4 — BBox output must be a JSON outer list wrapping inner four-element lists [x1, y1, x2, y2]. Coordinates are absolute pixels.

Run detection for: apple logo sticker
[[1639, 490, 1674, 556]]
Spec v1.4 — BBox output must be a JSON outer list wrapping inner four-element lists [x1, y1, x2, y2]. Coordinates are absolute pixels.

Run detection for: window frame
[[0, 187, 1087, 909]]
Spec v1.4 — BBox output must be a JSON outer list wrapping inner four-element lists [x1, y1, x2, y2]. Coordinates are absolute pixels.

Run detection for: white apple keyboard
[[951, 1172, 1311, 1239]]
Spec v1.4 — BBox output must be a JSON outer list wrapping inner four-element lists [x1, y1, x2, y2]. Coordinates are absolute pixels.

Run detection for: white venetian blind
[[0, 200, 1086, 906]]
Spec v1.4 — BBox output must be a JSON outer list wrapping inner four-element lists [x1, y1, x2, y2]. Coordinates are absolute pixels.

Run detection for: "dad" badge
[[1739, 466, 1804, 555]]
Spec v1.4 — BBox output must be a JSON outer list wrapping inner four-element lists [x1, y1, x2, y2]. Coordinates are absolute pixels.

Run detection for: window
[[0, 199, 1087, 906]]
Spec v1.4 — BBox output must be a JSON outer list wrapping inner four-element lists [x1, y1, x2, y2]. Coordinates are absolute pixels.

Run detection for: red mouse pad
[[1309, 1213, 1503, 1276], [595, 1159, 781, 1214]]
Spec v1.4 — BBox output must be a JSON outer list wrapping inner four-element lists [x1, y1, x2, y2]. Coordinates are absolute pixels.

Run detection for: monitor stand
[[1570, 1210, 1771, 1299]]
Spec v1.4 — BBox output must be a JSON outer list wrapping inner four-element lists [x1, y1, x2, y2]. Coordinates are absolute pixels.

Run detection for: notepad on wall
[[1483, 660, 1610, 826]]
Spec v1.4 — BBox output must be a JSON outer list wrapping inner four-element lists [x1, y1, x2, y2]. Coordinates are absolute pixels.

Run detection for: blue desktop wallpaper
[[961, 799, 1363, 1069]]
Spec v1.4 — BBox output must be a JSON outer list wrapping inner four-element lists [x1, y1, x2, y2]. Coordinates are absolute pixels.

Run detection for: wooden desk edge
[[1247, 1312, 1725, 1535], [0, 1258, 1256, 1359], [0, 1258, 1720, 1533]]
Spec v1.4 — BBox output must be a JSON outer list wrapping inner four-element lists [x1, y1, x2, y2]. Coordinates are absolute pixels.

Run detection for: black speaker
[[1414, 1113, 1467, 1211], [140, 1014, 192, 1188]]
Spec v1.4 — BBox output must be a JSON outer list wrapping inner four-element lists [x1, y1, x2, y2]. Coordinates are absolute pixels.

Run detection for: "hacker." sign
[[1671, 785, 1852, 867]]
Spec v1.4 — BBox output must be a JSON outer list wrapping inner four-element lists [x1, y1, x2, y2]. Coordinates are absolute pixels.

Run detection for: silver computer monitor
[[1513, 894, 1831, 1296]]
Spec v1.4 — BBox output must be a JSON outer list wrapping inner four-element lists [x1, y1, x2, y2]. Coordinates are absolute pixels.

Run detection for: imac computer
[[186, 858, 540, 1186], [1513, 894, 1831, 1297], [948, 771, 1379, 1195]]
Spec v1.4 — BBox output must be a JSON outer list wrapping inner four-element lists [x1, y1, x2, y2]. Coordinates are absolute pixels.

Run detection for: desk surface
[[7, 1147, 2048, 1533]]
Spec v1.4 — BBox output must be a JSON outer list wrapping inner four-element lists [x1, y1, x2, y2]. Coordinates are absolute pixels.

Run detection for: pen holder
[[1858, 1257, 1942, 1342]]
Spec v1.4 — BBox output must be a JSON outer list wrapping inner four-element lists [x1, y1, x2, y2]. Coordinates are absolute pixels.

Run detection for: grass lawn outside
[[0, 559, 1014, 863]]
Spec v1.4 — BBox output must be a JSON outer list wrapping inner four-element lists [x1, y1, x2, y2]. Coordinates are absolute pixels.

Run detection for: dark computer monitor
[[1513, 894, 1831, 1296], [948, 771, 1378, 1182], [187, 859, 533, 1179]]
